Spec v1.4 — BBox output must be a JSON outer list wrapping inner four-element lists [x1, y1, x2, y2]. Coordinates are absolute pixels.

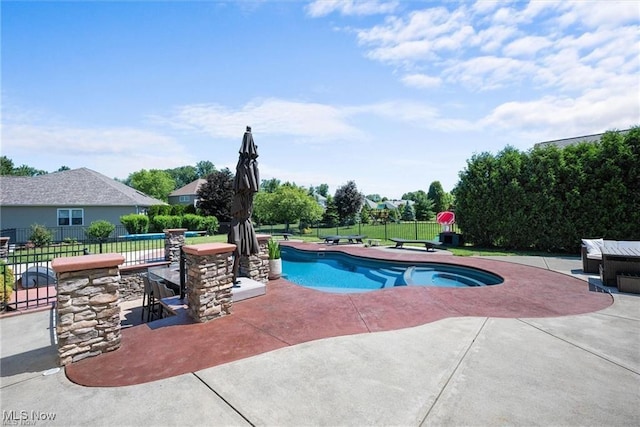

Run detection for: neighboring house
[[534, 129, 631, 149], [315, 194, 327, 209], [0, 167, 165, 242], [168, 178, 207, 206]]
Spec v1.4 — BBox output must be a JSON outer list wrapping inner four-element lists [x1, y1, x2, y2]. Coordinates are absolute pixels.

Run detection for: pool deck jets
[[64, 243, 613, 387]]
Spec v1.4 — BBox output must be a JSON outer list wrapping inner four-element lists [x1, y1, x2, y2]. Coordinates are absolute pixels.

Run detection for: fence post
[[384, 222, 388, 240], [415, 221, 418, 240]]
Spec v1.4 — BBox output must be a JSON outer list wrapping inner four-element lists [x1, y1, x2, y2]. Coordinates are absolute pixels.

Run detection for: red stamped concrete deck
[[66, 243, 612, 387]]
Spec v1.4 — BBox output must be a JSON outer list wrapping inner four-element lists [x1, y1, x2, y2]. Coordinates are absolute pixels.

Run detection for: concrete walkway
[[1, 254, 639, 426]]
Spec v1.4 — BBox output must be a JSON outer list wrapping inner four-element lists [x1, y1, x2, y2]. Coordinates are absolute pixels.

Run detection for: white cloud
[[445, 56, 535, 90], [1, 120, 194, 178], [503, 35, 553, 57], [480, 84, 639, 141], [555, 1, 640, 29], [158, 98, 365, 142], [401, 73, 441, 89], [306, 0, 399, 17]]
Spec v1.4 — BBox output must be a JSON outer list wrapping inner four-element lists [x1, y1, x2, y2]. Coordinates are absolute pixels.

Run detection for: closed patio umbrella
[[228, 126, 260, 283]]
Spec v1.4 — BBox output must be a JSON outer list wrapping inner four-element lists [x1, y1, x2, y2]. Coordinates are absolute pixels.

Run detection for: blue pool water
[[281, 247, 502, 293]]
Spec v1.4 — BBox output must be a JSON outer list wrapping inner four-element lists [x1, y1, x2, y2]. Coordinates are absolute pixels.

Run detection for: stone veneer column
[[51, 253, 124, 366], [183, 242, 236, 323], [238, 234, 270, 284], [0, 237, 9, 261], [164, 228, 187, 263]]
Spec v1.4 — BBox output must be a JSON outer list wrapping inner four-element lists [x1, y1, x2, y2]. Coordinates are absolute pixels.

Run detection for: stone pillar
[[0, 237, 9, 261], [183, 243, 236, 323], [164, 228, 187, 264], [238, 234, 270, 284], [51, 253, 124, 366]]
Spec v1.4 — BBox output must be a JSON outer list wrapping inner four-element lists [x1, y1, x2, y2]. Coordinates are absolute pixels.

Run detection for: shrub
[[0, 261, 14, 304], [170, 204, 186, 216], [201, 216, 219, 235], [147, 205, 172, 220], [120, 214, 149, 234], [29, 224, 53, 247], [85, 220, 115, 242], [182, 214, 205, 231], [151, 215, 182, 231]]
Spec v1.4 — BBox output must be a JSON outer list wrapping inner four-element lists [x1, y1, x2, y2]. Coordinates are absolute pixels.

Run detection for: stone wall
[[118, 268, 147, 301], [164, 228, 187, 264], [51, 253, 124, 366], [238, 234, 270, 284], [183, 243, 236, 323], [0, 237, 9, 261]]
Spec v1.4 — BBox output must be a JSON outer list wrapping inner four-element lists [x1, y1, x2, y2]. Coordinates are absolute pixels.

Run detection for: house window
[[58, 209, 84, 226], [179, 196, 190, 202]]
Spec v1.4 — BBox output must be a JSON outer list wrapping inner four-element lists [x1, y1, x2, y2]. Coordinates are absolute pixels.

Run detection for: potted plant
[[267, 239, 282, 280]]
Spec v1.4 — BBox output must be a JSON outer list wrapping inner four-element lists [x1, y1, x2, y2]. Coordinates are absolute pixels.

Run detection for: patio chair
[[141, 274, 163, 322], [581, 238, 603, 273]]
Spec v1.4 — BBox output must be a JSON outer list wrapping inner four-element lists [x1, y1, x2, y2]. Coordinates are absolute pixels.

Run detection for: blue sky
[[2, 0, 639, 198]]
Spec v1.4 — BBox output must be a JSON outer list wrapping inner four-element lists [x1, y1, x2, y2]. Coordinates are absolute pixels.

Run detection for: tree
[[401, 203, 416, 221], [360, 203, 372, 224], [402, 190, 434, 221], [128, 169, 176, 201], [366, 194, 382, 202], [166, 165, 198, 189], [333, 181, 364, 224], [253, 185, 323, 232], [316, 183, 329, 197], [0, 156, 46, 176], [0, 156, 14, 175], [427, 181, 449, 214], [196, 168, 234, 222], [260, 178, 281, 193], [57, 166, 71, 172], [321, 195, 340, 227], [196, 160, 216, 178]]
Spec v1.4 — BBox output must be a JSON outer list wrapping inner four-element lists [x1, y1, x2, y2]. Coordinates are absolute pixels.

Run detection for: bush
[[170, 204, 186, 216], [182, 214, 205, 231], [201, 216, 219, 235], [147, 205, 172, 220], [151, 215, 183, 231], [85, 220, 115, 241], [120, 214, 149, 234], [0, 261, 14, 304], [29, 224, 53, 247]]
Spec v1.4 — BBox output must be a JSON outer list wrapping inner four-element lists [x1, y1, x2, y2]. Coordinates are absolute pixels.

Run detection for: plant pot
[[268, 258, 282, 280]]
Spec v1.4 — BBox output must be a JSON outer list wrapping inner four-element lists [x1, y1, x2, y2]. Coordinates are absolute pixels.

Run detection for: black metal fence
[[0, 226, 171, 312], [255, 221, 460, 241], [1, 244, 87, 312], [1, 225, 130, 245]]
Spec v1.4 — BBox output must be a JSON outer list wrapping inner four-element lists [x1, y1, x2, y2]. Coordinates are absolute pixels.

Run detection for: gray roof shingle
[[169, 179, 207, 197], [0, 167, 166, 206]]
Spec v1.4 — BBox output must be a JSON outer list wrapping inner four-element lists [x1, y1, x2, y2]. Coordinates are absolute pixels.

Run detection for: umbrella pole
[[231, 249, 241, 286]]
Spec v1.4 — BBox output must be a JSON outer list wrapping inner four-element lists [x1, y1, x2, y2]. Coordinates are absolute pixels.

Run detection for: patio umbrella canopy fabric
[[228, 126, 260, 262]]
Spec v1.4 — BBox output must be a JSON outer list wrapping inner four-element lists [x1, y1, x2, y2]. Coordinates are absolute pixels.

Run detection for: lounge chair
[[390, 238, 442, 252]]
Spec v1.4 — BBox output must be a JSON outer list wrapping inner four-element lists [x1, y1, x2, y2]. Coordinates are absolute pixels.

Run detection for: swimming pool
[[281, 247, 503, 293]]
